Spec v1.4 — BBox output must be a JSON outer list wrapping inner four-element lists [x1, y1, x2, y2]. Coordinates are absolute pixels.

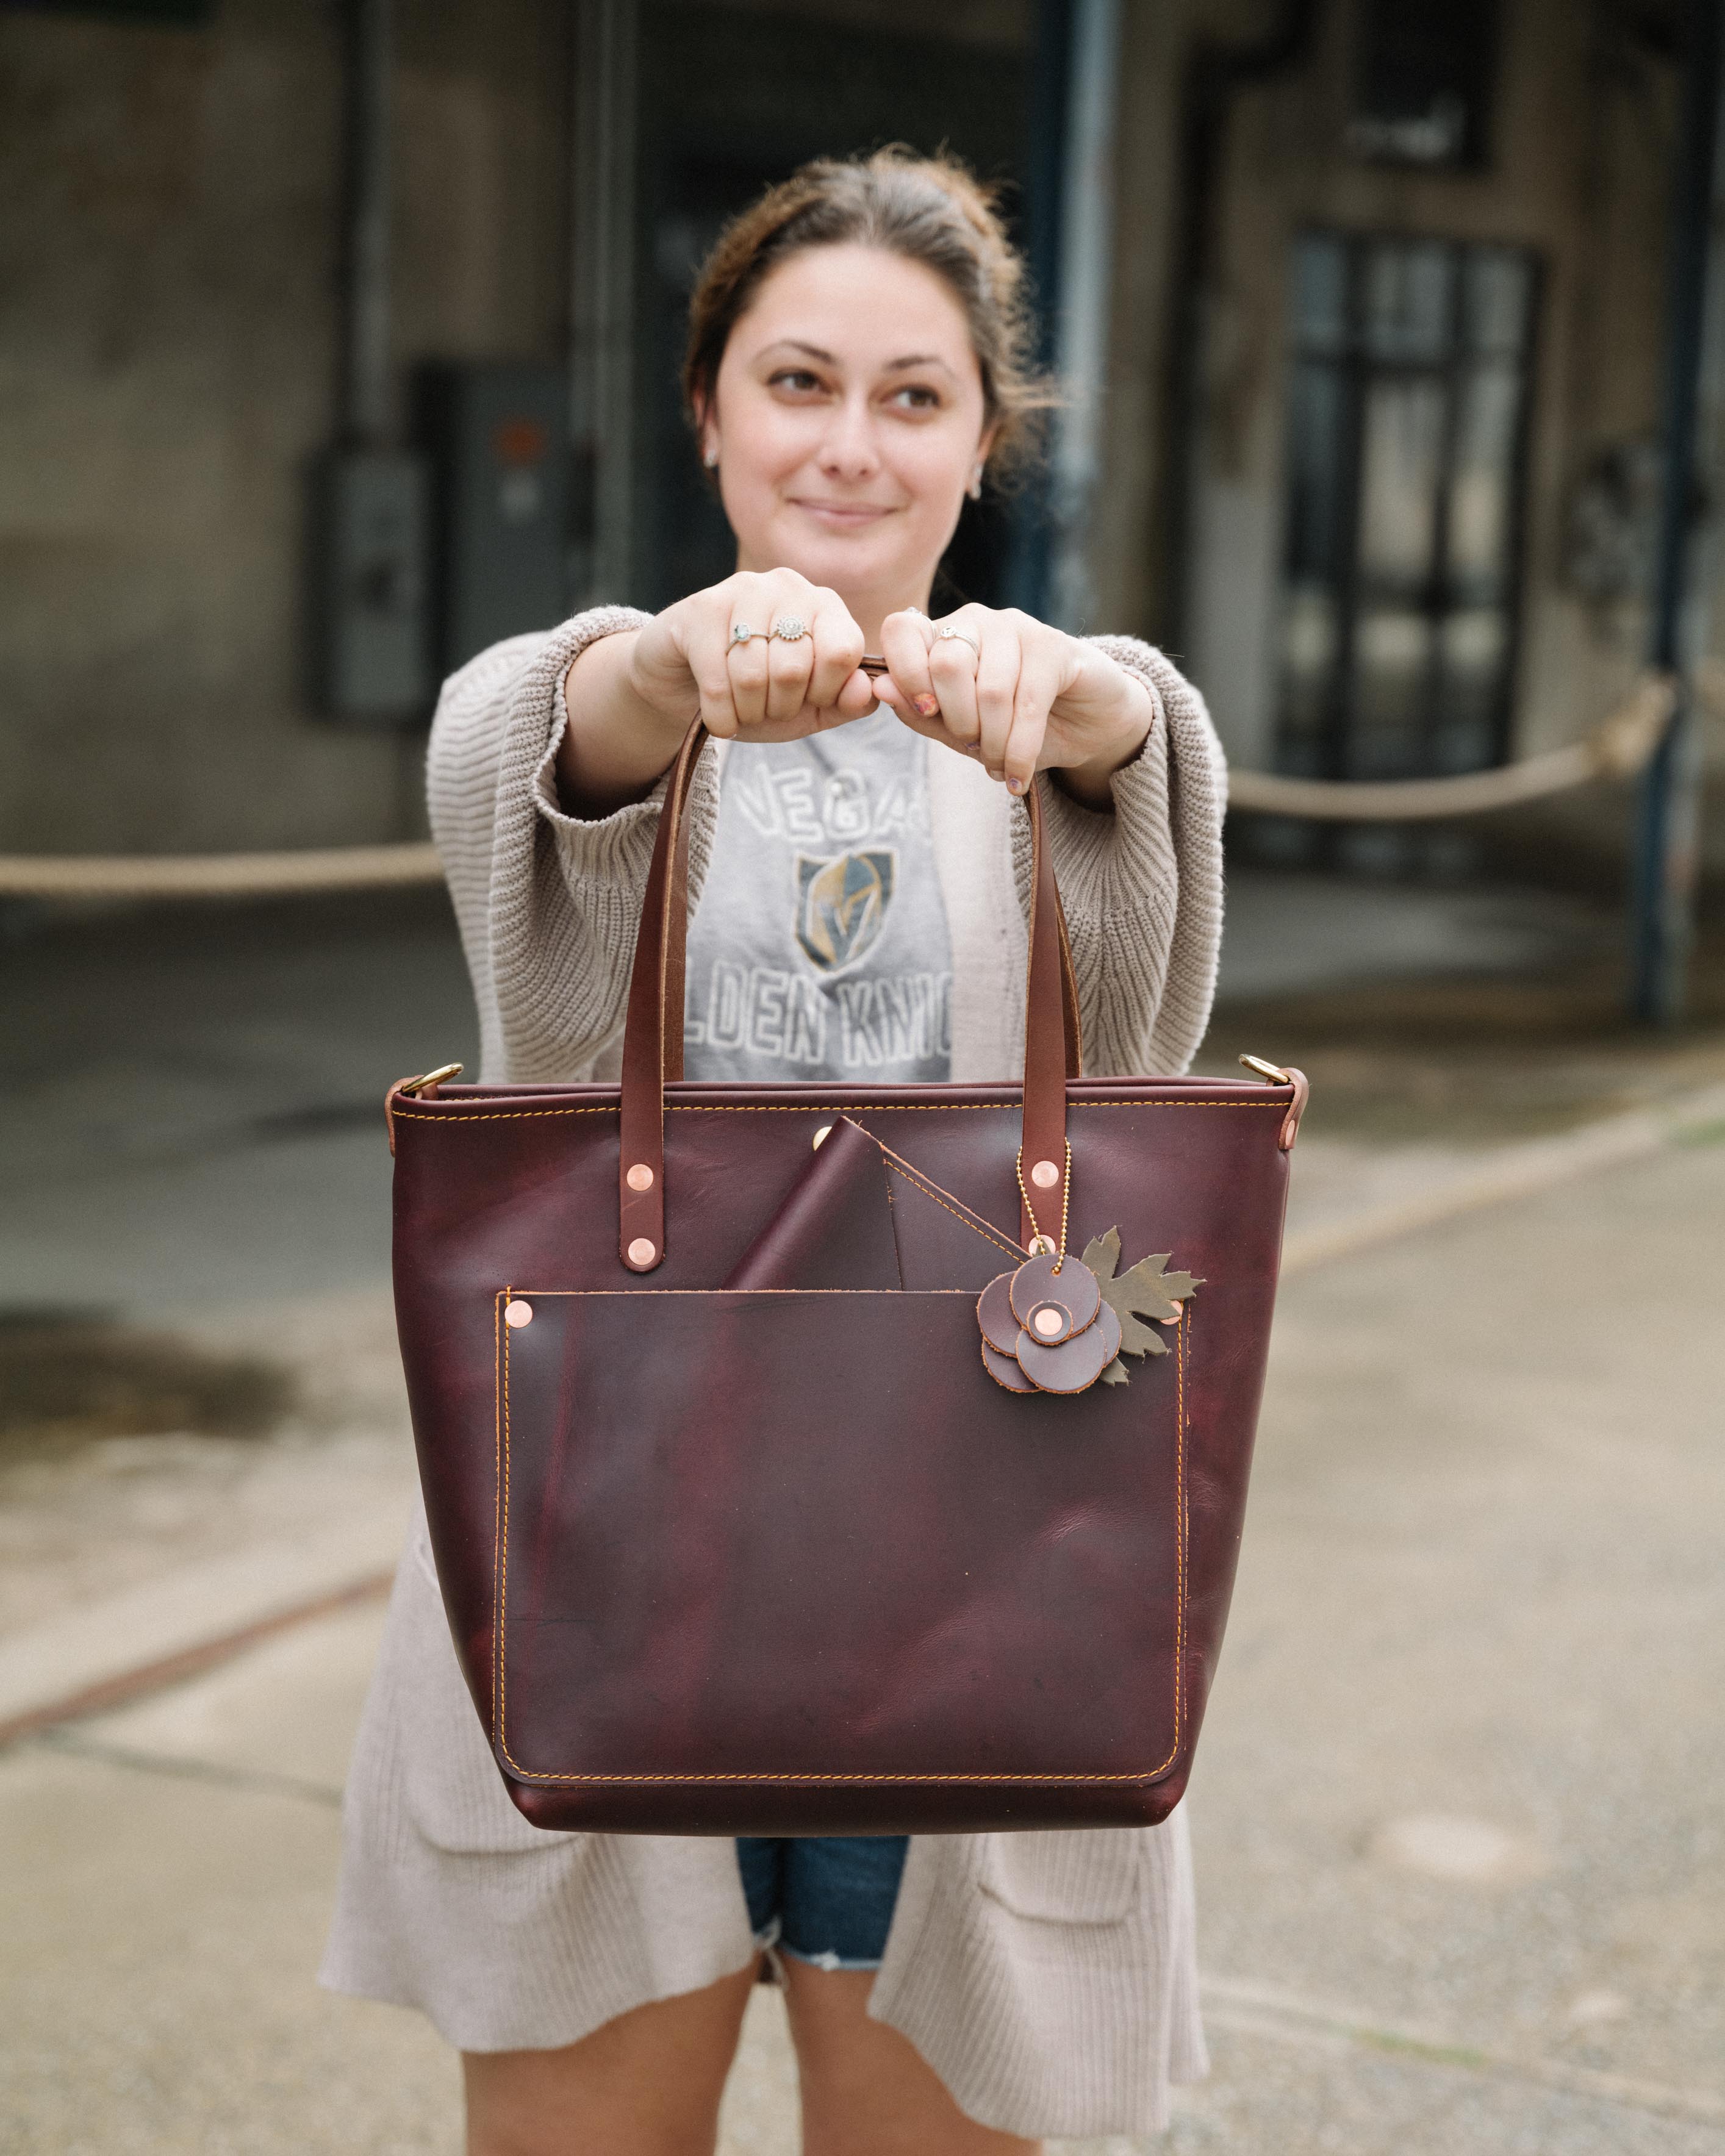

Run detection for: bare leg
[[462, 1961, 758, 2156], [780, 1958, 1041, 2156]]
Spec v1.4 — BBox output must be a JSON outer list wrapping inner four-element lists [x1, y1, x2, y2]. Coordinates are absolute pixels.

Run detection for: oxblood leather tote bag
[[388, 715, 1307, 1837]]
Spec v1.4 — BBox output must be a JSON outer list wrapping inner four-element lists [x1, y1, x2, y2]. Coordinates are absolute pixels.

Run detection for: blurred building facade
[[0, 0, 1715, 869]]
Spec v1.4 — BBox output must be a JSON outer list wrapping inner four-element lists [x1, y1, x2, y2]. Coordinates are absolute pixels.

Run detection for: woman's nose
[[817, 396, 880, 481]]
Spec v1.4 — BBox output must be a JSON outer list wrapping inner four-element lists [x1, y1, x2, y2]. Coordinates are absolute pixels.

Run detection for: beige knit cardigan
[[321, 607, 1228, 2141]]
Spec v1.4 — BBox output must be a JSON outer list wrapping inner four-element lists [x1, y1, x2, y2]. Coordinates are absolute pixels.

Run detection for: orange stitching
[[858, 1125, 1025, 1258], [500, 1301, 512, 1754], [492, 1292, 505, 1739], [504, 1288, 970, 1298], [395, 1098, 1282, 1126], [1174, 1313, 1186, 1760], [493, 1295, 1189, 1787], [881, 1166, 1022, 1259]]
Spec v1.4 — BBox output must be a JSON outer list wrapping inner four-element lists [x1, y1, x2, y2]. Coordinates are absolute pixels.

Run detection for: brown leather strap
[[619, 718, 1081, 1271], [617, 719, 709, 1269], [1016, 781, 1081, 1247]]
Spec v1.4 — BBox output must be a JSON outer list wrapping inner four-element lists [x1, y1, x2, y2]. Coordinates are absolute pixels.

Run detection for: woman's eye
[[768, 370, 824, 395], [887, 384, 942, 412]]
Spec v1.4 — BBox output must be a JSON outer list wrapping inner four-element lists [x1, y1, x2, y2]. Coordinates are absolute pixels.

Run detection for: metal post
[[314, 0, 430, 726], [1002, 0, 1073, 620], [570, 0, 639, 607], [1630, 0, 1725, 1024], [1044, 0, 1122, 632], [339, 0, 393, 446], [1161, 1, 1319, 653]]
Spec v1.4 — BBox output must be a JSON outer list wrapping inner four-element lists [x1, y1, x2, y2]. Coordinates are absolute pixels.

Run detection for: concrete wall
[[2, 0, 1709, 869], [0, 0, 568, 856], [1160, 0, 1695, 791]]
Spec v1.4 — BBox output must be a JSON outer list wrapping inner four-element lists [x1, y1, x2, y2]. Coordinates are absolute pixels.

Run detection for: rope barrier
[[0, 672, 1691, 901], [1227, 673, 1677, 822], [0, 841, 443, 901]]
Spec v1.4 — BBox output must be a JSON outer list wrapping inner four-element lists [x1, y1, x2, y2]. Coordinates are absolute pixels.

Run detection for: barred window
[[1277, 231, 1538, 781]]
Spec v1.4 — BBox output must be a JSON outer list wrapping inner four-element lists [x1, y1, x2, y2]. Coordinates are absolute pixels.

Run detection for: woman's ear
[[694, 395, 719, 471], [969, 424, 1000, 500]]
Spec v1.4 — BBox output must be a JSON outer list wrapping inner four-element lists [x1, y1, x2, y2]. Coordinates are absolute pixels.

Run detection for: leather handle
[[618, 716, 1081, 1271]]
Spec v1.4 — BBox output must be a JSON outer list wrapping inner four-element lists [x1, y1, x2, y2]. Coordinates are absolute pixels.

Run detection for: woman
[[324, 149, 1224, 2155]]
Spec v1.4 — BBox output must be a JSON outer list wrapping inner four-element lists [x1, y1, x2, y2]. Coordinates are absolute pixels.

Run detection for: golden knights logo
[[794, 850, 895, 973]]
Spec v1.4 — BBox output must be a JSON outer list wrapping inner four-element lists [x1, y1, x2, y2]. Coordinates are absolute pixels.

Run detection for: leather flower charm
[[977, 1250, 1121, 1394], [978, 1232, 1201, 1394]]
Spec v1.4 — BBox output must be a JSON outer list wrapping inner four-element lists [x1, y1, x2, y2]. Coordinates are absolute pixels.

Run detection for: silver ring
[[729, 621, 755, 648], [770, 615, 809, 642], [936, 623, 981, 658]]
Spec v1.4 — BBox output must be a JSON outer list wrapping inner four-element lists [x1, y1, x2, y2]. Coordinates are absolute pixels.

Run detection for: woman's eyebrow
[[755, 339, 838, 364], [753, 338, 957, 377]]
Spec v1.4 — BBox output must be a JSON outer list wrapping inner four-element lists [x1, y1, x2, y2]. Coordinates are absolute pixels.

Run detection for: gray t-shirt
[[683, 712, 953, 1083]]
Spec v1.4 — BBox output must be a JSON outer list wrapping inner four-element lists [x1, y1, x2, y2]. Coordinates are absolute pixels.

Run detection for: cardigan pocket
[[389, 1519, 585, 1855], [978, 1828, 1146, 1925]]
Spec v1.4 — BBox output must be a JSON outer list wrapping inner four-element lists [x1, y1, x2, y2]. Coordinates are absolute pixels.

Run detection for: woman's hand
[[558, 570, 880, 815], [631, 568, 878, 742], [870, 605, 1155, 809]]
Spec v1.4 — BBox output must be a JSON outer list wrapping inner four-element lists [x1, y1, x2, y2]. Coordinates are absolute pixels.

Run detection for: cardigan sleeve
[[425, 605, 720, 1084], [1009, 637, 1226, 1078]]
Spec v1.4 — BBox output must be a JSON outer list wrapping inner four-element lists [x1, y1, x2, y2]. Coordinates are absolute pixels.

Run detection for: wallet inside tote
[[492, 1286, 1188, 1796]]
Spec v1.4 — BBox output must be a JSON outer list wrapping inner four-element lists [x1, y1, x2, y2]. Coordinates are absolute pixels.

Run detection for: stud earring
[[703, 445, 719, 469], [967, 465, 984, 501]]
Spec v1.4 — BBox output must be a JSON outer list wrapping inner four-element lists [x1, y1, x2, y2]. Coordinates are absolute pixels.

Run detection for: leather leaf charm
[[977, 1252, 1118, 1395], [977, 1233, 1196, 1397], [1080, 1228, 1202, 1386]]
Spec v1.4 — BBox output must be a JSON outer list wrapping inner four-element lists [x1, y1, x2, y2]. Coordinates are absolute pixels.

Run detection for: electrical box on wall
[[309, 448, 433, 725], [419, 363, 573, 676]]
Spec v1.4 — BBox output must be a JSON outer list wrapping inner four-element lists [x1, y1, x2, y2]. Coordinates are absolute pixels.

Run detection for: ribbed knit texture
[[326, 611, 1223, 2138]]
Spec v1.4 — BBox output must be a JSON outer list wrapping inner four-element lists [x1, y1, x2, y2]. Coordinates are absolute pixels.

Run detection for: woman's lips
[[789, 499, 897, 526]]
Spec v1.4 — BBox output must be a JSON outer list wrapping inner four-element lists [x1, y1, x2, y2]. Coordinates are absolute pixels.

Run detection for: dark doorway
[[633, 4, 1031, 614], [1275, 229, 1540, 782]]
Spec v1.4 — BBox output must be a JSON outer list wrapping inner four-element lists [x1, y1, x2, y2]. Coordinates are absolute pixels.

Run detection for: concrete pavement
[[3, 1123, 1722, 2151], [4, 875, 1723, 2152]]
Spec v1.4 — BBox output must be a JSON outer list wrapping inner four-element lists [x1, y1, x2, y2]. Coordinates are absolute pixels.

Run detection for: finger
[[763, 622, 815, 725], [806, 596, 866, 711], [884, 697, 955, 747], [879, 609, 938, 722], [831, 667, 880, 720], [723, 578, 774, 727], [683, 613, 743, 738], [928, 616, 983, 747], [973, 628, 1024, 782], [1005, 649, 1064, 793]]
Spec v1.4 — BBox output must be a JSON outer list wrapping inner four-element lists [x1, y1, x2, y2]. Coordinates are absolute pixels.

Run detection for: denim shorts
[[735, 1836, 909, 1971]]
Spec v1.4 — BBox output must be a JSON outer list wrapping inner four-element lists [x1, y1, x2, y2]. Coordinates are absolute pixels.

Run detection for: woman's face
[[701, 243, 994, 617]]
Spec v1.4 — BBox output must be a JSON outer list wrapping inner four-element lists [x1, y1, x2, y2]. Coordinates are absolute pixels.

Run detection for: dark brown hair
[[683, 146, 1055, 481]]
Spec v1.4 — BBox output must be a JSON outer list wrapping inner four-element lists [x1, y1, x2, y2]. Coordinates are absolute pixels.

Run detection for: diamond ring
[[936, 623, 982, 658], [770, 616, 809, 642], [729, 622, 755, 648]]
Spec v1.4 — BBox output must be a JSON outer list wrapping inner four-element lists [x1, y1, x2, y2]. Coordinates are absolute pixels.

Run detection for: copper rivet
[[1034, 1307, 1063, 1336], [504, 1300, 533, 1328], [812, 1123, 833, 1150], [627, 1237, 656, 1267], [1163, 1303, 1183, 1325], [626, 1162, 654, 1191], [1030, 1158, 1060, 1189]]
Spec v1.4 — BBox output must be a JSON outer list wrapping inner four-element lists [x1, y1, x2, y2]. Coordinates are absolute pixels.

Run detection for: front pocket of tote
[[493, 1288, 1188, 1788]]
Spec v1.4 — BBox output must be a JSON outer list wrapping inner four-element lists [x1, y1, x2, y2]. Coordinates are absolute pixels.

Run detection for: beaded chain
[[1014, 1139, 1073, 1272]]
